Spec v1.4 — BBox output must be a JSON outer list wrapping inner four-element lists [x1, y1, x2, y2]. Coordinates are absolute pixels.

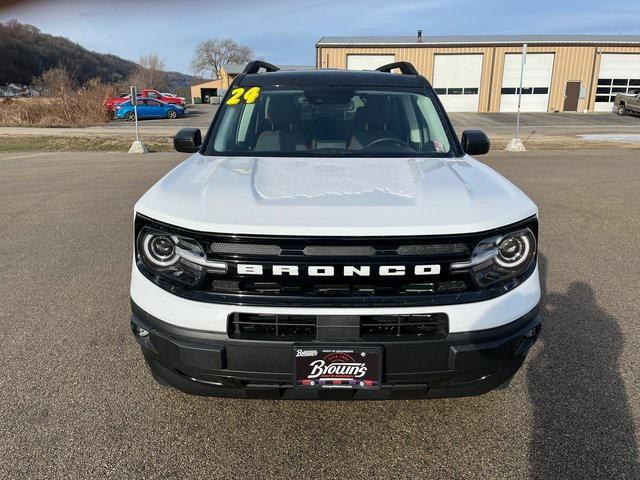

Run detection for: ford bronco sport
[[130, 61, 541, 399]]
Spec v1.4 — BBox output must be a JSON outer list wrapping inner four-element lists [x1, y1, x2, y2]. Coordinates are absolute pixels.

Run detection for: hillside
[[0, 20, 201, 90]]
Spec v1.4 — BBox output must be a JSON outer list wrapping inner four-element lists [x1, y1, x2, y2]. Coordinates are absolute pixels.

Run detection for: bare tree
[[128, 53, 167, 90], [191, 38, 253, 79], [35, 66, 75, 97]]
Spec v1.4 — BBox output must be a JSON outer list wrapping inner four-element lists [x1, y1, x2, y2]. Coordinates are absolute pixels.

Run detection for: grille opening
[[229, 313, 316, 340], [360, 314, 448, 339], [228, 313, 448, 341], [210, 242, 282, 256], [234, 280, 468, 297], [303, 245, 376, 256], [396, 243, 469, 256]]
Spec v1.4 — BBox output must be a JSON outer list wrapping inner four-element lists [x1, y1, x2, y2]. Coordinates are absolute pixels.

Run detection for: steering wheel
[[363, 137, 410, 150]]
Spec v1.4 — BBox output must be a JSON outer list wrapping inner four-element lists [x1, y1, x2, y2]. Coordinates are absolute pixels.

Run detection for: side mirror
[[461, 130, 490, 155], [173, 128, 202, 153]]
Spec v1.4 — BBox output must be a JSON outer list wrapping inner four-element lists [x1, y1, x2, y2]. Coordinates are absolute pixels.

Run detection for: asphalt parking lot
[[1, 149, 639, 479], [104, 104, 638, 137]]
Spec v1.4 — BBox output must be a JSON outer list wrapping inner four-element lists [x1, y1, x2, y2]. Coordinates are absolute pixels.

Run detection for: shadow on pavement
[[528, 255, 639, 478]]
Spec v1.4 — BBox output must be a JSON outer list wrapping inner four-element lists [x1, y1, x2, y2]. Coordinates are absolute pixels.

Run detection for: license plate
[[293, 346, 382, 389]]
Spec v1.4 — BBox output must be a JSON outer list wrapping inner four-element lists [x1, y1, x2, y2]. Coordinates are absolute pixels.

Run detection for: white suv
[[130, 61, 540, 399]]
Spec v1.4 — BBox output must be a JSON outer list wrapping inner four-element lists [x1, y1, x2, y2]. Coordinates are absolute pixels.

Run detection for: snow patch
[[578, 134, 640, 143]]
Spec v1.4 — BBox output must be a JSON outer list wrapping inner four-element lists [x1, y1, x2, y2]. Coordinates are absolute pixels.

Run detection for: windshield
[[206, 86, 457, 157]]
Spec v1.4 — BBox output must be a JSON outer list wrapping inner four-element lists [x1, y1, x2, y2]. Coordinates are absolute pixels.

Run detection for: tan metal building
[[315, 35, 640, 113], [191, 63, 314, 104], [190, 63, 245, 104]]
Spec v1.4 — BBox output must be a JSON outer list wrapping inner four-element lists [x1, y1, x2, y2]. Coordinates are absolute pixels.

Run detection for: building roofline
[[315, 34, 640, 48]]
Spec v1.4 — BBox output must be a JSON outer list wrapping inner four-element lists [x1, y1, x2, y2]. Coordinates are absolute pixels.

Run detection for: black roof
[[238, 69, 425, 88]]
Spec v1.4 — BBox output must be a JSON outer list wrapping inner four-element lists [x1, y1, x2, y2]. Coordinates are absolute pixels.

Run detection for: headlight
[[142, 233, 178, 266], [451, 228, 536, 287], [495, 232, 533, 268], [137, 227, 227, 287]]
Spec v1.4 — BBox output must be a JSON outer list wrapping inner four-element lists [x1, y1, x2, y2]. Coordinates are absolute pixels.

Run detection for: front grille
[[199, 234, 478, 306], [136, 214, 538, 307], [228, 313, 449, 341]]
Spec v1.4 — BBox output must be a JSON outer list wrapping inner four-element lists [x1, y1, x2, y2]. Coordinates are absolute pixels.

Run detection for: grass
[[1, 133, 639, 154], [0, 135, 175, 153]]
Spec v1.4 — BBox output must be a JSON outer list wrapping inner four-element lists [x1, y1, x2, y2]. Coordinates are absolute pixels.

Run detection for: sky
[[2, 0, 640, 75]]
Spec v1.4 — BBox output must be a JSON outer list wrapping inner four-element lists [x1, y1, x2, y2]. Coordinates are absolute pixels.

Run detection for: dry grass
[[0, 84, 114, 128], [0, 134, 174, 153]]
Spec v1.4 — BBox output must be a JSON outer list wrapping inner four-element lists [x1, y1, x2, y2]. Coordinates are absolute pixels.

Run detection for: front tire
[[167, 109, 178, 119], [617, 104, 627, 116], [124, 111, 135, 121]]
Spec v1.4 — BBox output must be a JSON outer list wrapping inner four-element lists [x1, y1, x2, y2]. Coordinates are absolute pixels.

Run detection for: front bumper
[[131, 301, 541, 400]]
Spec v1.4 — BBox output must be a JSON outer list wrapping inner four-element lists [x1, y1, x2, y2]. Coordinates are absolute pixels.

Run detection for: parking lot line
[[0, 152, 49, 161]]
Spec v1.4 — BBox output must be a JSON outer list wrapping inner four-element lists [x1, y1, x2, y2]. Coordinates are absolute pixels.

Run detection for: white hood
[[135, 153, 537, 236]]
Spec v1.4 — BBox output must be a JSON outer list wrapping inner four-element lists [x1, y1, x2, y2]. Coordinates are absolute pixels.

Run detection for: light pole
[[128, 85, 148, 154], [506, 43, 528, 152]]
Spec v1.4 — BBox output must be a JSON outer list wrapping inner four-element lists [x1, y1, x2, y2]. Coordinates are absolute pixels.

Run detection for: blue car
[[115, 99, 185, 120]]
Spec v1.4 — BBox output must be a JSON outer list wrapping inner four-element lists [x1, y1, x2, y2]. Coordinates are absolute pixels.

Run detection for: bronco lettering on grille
[[235, 264, 441, 276]]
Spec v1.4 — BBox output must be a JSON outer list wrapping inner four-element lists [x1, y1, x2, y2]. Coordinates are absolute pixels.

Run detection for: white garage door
[[594, 54, 640, 112], [347, 54, 395, 71], [500, 53, 554, 112], [433, 54, 483, 112]]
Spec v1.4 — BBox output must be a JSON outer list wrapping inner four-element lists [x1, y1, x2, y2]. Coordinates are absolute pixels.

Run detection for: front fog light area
[[134, 325, 149, 337], [452, 227, 537, 287], [523, 326, 540, 339]]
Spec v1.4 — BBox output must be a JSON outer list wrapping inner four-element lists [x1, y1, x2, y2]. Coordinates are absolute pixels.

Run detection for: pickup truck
[[130, 61, 541, 400], [614, 92, 640, 115]]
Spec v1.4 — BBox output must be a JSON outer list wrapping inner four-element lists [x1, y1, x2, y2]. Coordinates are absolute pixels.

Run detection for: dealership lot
[[1, 107, 638, 147], [105, 105, 638, 137], [0, 149, 639, 478]]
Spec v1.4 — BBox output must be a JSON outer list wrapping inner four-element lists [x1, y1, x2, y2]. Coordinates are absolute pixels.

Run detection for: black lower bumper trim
[[131, 301, 540, 400]]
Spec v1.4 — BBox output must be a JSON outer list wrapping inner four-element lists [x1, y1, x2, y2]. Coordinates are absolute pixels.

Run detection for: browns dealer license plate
[[293, 346, 382, 389]]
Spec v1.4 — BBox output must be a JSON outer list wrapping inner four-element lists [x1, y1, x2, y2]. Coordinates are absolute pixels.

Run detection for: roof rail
[[242, 61, 280, 74], [376, 62, 419, 75]]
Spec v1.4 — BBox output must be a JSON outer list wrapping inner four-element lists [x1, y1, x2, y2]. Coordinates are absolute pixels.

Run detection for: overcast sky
[[2, 0, 639, 75]]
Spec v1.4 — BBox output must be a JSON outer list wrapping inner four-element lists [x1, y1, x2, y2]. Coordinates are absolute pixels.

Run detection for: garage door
[[347, 54, 395, 71], [500, 53, 554, 112], [594, 54, 640, 112], [433, 54, 483, 112]]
